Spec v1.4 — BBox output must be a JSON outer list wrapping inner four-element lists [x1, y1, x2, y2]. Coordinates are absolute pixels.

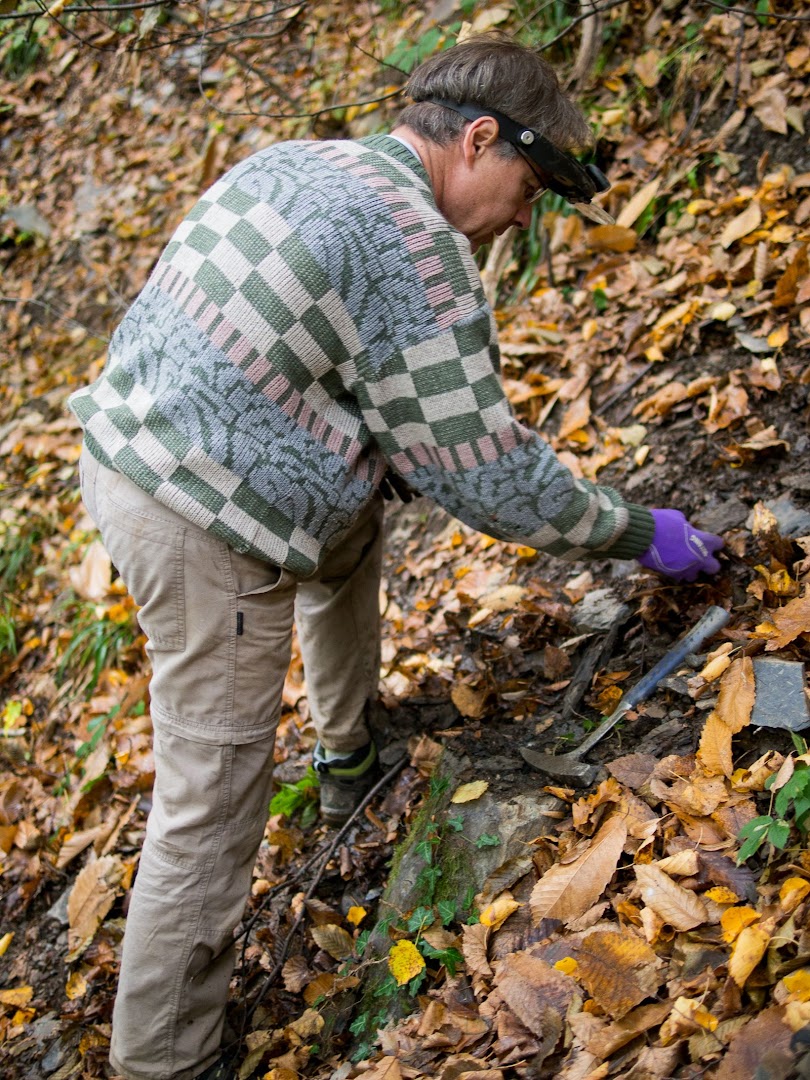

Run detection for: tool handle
[[575, 605, 730, 756]]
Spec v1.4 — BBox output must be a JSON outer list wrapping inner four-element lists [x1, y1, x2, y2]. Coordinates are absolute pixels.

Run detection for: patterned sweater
[[69, 135, 654, 576]]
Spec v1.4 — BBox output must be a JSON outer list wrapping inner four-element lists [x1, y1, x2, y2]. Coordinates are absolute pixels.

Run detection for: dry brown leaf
[[698, 711, 734, 778], [585, 1001, 672, 1058], [281, 955, 311, 993], [575, 929, 661, 1019], [304, 897, 342, 926], [764, 590, 810, 650], [302, 971, 359, 1005], [705, 382, 750, 433], [587, 225, 638, 252], [558, 391, 592, 440], [493, 951, 577, 1038], [409, 734, 443, 775], [309, 923, 354, 960], [67, 854, 126, 960], [714, 1005, 791, 1079], [773, 244, 809, 308], [716, 657, 755, 733], [728, 924, 770, 987], [751, 87, 788, 135], [451, 683, 488, 719], [720, 201, 762, 249], [632, 381, 688, 421], [634, 863, 708, 931], [56, 824, 111, 870], [480, 585, 527, 612], [656, 850, 699, 877], [616, 178, 662, 229], [530, 812, 627, 927], [462, 921, 492, 977], [68, 539, 112, 602], [633, 50, 661, 89]]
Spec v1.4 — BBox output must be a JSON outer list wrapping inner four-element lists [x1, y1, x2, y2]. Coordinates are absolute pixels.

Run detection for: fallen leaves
[[530, 811, 627, 926], [388, 939, 426, 985]]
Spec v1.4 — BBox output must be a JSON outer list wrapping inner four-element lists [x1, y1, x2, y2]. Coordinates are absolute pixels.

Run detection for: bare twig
[[241, 754, 409, 1026], [693, 1, 810, 22], [538, 0, 629, 52], [721, 11, 747, 126]]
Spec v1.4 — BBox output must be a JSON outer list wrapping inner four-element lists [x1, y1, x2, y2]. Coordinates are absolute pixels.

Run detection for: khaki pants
[[79, 449, 383, 1080]]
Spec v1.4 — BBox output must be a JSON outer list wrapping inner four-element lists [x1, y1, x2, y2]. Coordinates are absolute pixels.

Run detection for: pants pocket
[[97, 500, 186, 653]]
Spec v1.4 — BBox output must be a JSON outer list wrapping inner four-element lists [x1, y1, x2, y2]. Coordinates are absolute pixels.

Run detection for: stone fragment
[[750, 659, 810, 731]]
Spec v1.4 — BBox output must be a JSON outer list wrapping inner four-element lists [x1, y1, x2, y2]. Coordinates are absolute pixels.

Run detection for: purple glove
[[637, 509, 724, 582]]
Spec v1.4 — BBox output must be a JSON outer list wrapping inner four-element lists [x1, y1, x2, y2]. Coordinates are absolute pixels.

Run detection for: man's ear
[[461, 116, 500, 164]]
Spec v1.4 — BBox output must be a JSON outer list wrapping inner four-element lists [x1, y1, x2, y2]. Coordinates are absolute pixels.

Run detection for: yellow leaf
[[784, 969, 810, 1002], [0, 986, 33, 1007], [768, 325, 790, 348], [721, 904, 760, 943], [660, 997, 718, 1044], [554, 956, 579, 976], [346, 906, 367, 927], [708, 301, 737, 322], [728, 924, 770, 987], [480, 892, 520, 930], [697, 711, 734, 778], [780, 878, 810, 912], [451, 780, 489, 804], [388, 940, 425, 985], [705, 887, 740, 904], [65, 971, 87, 1000], [0, 932, 13, 957], [515, 545, 536, 558], [699, 654, 732, 683], [720, 201, 762, 249]]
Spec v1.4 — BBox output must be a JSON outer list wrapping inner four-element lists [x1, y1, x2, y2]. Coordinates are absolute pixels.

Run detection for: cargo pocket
[[98, 504, 186, 653]]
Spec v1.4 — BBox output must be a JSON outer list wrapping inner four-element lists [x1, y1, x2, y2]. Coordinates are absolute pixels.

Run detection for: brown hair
[[398, 32, 592, 155]]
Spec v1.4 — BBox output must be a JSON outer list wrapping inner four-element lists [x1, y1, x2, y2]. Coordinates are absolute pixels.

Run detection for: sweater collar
[[358, 134, 432, 192]]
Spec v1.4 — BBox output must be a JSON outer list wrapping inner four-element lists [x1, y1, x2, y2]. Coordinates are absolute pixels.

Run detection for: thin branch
[[0, 296, 109, 341], [204, 87, 403, 123], [241, 754, 409, 1026], [693, 0, 810, 22], [721, 11, 747, 126], [537, 0, 629, 52]]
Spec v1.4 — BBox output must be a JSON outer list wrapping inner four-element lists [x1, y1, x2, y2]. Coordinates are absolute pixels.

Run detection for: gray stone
[[780, 472, 810, 494], [747, 494, 810, 538], [2, 202, 52, 239], [572, 588, 630, 631], [751, 659, 810, 732], [694, 497, 750, 535], [45, 887, 70, 927]]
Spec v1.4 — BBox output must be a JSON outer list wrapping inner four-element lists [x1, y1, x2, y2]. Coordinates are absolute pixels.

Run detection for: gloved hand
[[379, 469, 415, 503], [637, 509, 724, 582]]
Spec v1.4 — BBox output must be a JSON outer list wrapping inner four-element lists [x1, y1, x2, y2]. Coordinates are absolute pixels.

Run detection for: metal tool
[[521, 605, 731, 786]]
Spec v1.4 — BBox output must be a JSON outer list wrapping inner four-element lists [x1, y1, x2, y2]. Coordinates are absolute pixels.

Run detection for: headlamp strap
[[423, 97, 609, 204]]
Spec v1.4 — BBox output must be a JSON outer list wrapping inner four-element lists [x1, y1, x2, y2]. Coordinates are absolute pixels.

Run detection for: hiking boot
[[195, 1052, 238, 1079], [313, 741, 380, 826]]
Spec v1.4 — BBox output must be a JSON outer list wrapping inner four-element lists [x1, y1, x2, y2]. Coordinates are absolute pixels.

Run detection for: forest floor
[[1, 2, 810, 1078]]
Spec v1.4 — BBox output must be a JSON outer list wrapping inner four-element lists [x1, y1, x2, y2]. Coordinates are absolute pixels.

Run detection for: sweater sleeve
[[352, 306, 654, 561]]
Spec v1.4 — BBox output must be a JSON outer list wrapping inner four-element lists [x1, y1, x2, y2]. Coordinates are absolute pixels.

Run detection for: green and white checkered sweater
[[69, 135, 654, 576]]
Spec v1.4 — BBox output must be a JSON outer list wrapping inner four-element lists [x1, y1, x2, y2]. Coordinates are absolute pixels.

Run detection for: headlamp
[[425, 98, 614, 224]]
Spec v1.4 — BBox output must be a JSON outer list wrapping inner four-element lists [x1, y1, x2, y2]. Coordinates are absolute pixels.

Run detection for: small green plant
[[737, 737, 810, 863], [55, 599, 139, 698], [0, 10, 46, 77], [269, 766, 320, 827], [0, 602, 17, 658]]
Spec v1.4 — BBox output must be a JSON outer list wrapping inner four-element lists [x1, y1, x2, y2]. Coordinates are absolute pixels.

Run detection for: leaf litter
[[1, 1, 810, 1077]]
